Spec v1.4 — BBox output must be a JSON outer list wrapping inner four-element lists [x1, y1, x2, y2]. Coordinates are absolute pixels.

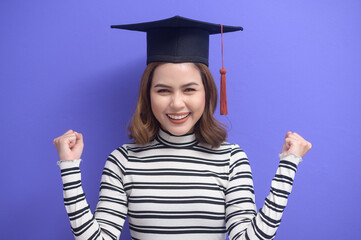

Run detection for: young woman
[[53, 16, 312, 240]]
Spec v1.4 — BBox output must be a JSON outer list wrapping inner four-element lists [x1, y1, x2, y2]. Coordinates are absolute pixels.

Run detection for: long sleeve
[[58, 146, 129, 240], [226, 145, 301, 240]]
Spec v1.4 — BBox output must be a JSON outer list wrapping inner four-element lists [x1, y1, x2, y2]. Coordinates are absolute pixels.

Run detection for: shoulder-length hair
[[128, 62, 227, 148]]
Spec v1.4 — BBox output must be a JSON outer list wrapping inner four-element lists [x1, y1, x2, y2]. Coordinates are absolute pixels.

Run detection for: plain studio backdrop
[[0, 1, 360, 239]]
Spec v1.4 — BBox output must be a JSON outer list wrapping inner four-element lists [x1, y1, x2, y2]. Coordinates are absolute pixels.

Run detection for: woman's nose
[[170, 92, 185, 109]]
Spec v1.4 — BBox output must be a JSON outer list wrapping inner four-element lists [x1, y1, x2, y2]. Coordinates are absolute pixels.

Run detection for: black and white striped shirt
[[59, 128, 301, 240]]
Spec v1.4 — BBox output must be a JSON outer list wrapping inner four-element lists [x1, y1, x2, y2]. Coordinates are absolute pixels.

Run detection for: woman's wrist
[[57, 159, 82, 166], [278, 153, 303, 164]]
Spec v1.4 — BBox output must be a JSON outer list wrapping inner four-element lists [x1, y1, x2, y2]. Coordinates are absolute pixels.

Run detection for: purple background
[[1, 1, 360, 239]]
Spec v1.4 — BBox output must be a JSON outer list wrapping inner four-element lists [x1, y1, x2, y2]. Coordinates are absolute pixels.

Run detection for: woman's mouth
[[166, 113, 191, 124], [167, 113, 190, 119]]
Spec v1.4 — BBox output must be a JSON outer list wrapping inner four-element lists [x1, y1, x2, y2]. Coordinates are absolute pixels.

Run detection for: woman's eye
[[157, 89, 170, 93], [184, 88, 196, 92]]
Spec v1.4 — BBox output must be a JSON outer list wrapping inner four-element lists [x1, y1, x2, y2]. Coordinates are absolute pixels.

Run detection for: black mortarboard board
[[111, 15, 243, 66]]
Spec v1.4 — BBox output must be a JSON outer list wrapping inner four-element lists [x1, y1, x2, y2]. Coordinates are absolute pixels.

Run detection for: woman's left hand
[[281, 132, 312, 158]]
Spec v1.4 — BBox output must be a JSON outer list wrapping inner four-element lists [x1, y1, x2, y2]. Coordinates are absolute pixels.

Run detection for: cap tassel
[[220, 24, 228, 115], [220, 67, 227, 115]]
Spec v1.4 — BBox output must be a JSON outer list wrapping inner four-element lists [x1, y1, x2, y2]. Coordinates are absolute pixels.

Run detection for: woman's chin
[[164, 126, 194, 136]]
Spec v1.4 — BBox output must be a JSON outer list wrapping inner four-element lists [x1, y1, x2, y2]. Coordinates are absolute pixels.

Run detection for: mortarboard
[[111, 15, 243, 115]]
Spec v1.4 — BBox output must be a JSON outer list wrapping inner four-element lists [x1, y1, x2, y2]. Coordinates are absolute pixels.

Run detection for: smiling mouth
[[167, 113, 190, 120]]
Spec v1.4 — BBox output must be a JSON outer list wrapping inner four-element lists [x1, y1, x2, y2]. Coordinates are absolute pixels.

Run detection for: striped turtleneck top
[[58, 128, 302, 240]]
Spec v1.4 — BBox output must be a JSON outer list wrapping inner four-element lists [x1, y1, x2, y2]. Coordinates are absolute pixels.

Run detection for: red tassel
[[219, 24, 228, 115], [220, 68, 227, 115]]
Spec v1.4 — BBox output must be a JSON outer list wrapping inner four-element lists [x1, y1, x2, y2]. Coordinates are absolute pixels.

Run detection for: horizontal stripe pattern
[[59, 128, 301, 240]]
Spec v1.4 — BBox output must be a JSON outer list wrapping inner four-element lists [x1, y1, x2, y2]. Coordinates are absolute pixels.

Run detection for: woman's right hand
[[53, 129, 84, 160]]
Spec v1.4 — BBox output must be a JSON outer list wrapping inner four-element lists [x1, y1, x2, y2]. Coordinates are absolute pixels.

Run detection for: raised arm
[[54, 130, 128, 240], [226, 132, 311, 240]]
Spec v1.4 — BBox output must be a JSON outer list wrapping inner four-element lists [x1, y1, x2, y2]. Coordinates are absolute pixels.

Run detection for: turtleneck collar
[[157, 127, 197, 148]]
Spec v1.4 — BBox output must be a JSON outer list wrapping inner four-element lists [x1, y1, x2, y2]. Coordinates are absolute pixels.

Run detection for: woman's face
[[150, 63, 205, 136]]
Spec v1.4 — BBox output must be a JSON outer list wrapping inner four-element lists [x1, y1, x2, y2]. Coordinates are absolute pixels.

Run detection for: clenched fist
[[53, 129, 84, 160], [281, 131, 312, 158]]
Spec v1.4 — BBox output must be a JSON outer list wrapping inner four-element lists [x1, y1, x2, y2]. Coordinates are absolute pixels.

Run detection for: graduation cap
[[111, 15, 243, 115]]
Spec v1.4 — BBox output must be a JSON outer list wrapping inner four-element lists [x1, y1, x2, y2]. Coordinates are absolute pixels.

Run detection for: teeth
[[167, 113, 189, 120]]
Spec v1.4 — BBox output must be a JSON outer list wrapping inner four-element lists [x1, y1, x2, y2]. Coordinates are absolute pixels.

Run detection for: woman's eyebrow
[[153, 82, 199, 88], [153, 83, 171, 88], [182, 82, 199, 88]]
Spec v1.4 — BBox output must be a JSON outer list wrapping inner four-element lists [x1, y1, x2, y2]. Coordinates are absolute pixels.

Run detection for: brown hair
[[128, 62, 227, 148]]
